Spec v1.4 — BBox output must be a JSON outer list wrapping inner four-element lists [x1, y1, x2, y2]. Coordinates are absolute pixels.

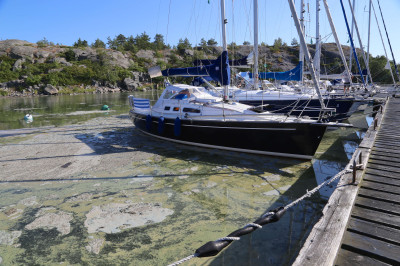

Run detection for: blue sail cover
[[161, 51, 230, 85], [248, 62, 303, 81]]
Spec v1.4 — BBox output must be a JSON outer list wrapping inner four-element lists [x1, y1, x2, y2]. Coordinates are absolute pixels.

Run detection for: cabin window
[[164, 106, 170, 111], [182, 108, 200, 113], [173, 107, 180, 111]]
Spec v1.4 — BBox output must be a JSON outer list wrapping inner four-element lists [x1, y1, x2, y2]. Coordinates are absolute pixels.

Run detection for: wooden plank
[[367, 162, 400, 175], [358, 188, 400, 205], [340, 231, 400, 265], [371, 149, 400, 158], [369, 159, 400, 169], [355, 196, 400, 216], [363, 173, 400, 186], [365, 168, 400, 180], [371, 147, 400, 156], [374, 140, 400, 147], [373, 142, 400, 149], [361, 180, 400, 195], [335, 248, 391, 266], [351, 206, 400, 230], [369, 153, 400, 164], [346, 217, 400, 246]]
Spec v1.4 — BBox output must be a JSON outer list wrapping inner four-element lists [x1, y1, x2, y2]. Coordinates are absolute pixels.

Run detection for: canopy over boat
[[246, 62, 303, 81], [149, 51, 231, 86]]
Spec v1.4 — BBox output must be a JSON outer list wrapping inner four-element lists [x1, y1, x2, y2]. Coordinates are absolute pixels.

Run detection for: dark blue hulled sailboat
[[129, 51, 350, 159]]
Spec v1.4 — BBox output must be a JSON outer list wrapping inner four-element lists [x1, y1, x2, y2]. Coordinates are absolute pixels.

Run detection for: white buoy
[[24, 114, 33, 123]]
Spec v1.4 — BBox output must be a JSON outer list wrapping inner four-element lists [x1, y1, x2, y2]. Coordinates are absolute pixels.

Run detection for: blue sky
[[0, 0, 399, 62]]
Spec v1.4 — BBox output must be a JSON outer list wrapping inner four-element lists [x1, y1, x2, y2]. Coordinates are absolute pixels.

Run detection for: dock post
[[352, 160, 356, 184], [374, 118, 378, 130]]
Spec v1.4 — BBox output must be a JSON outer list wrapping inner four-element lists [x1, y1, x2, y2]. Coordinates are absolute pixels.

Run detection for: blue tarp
[[161, 51, 231, 85], [247, 62, 303, 81]]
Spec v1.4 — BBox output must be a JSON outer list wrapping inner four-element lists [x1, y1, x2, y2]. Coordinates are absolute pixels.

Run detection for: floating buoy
[[24, 114, 33, 123], [101, 105, 110, 111]]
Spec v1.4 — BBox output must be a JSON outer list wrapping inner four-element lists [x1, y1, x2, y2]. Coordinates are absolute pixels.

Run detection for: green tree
[[273, 38, 283, 49], [177, 38, 192, 55], [207, 38, 218, 46], [199, 38, 207, 48], [73, 38, 88, 48], [153, 34, 166, 50], [37, 37, 50, 48], [135, 32, 151, 50], [243, 41, 250, 45], [124, 35, 137, 53], [91, 39, 106, 48], [291, 38, 299, 46]]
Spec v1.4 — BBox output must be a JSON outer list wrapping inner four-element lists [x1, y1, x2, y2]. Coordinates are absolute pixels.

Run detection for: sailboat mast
[[348, 0, 355, 72], [366, 0, 372, 84], [371, 1, 396, 86], [220, 0, 228, 101], [322, 0, 353, 87], [299, 0, 305, 84], [339, 0, 366, 87], [347, 0, 374, 86], [313, 0, 321, 81], [253, 0, 259, 89], [376, 0, 400, 83], [287, 0, 326, 110]]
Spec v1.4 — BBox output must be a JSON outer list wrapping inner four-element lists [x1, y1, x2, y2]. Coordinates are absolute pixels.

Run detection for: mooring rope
[[167, 168, 352, 266]]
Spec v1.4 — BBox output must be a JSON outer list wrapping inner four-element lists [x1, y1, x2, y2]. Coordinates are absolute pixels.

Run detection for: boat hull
[[130, 111, 328, 159]]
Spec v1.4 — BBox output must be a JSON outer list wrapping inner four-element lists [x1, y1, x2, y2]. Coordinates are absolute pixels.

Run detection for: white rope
[[167, 254, 196, 266], [284, 168, 352, 210], [245, 223, 262, 229], [216, 237, 240, 241]]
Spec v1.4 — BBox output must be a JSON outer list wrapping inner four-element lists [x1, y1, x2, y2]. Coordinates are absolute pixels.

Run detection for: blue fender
[[158, 117, 165, 134], [146, 115, 152, 131], [174, 117, 181, 137]]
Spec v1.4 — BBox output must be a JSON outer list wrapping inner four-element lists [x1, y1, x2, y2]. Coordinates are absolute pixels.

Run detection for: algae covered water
[[0, 92, 366, 265], [0, 91, 159, 130]]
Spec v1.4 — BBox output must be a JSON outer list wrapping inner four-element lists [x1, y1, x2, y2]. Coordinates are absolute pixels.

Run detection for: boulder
[[35, 50, 53, 58], [13, 58, 25, 71], [44, 84, 58, 95], [10, 45, 37, 59], [74, 48, 98, 62], [106, 50, 132, 69], [52, 57, 72, 66], [136, 50, 155, 61], [123, 78, 139, 91]]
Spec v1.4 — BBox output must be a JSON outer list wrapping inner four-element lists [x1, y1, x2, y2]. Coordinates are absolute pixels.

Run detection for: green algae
[[0, 119, 365, 265]]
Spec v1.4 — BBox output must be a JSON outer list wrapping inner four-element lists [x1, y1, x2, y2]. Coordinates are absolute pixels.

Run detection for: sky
[[0, 0, 399, 62]]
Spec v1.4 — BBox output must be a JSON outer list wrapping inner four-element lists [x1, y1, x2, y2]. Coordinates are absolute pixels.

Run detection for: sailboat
[[128, 0, 351, 160], [197, 0, 362, 121]]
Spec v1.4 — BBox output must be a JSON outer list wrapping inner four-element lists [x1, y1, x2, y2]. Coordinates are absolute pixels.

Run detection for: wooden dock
[[294, 97, 400, 265], [335, 98, 400, 265]]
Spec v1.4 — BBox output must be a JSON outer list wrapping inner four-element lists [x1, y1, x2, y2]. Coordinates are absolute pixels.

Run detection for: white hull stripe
[[137, 129, 312, 160]]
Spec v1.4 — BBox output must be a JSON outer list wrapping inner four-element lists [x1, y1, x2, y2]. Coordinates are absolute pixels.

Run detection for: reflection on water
[[0, 91, 159, 130], [0, 93, 367, 265]]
